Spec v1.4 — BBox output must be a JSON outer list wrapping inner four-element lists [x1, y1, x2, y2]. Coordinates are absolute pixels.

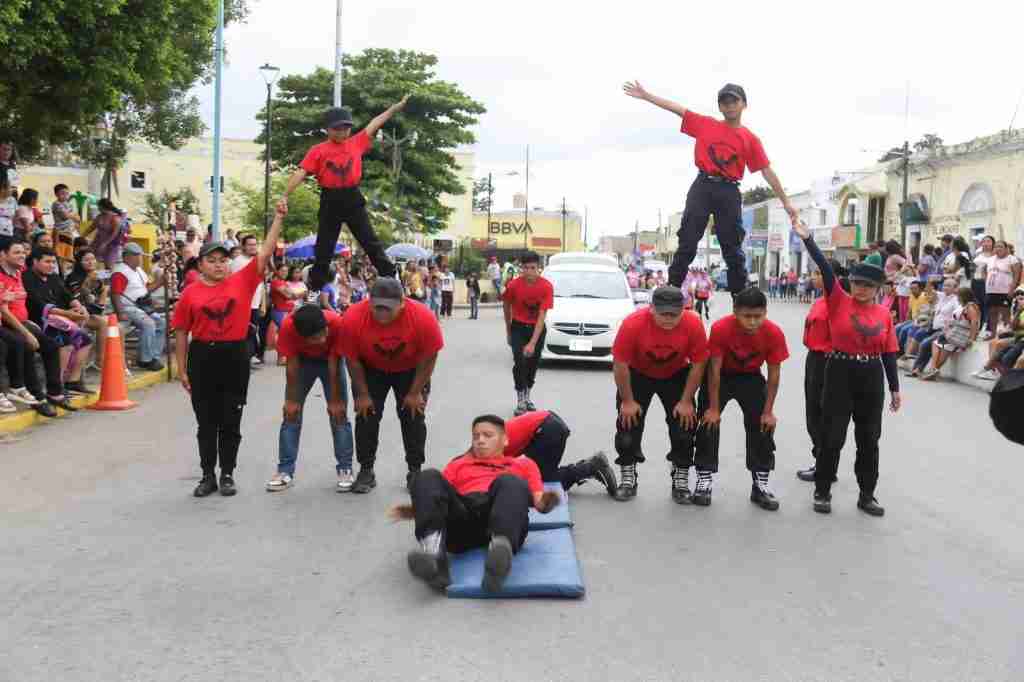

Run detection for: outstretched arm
[[793, 221, 834, 295], [622, 81, 688, 118], [257, 203, 286, 273], [364, 95, 411, 139], [760, 167, 798, 224]]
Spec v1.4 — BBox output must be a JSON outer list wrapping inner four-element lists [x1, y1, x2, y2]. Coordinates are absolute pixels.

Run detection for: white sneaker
[[337, 469, 355, 492], [265, 472, 293, 492], [979, 330, 994, 341], [7, 388, 40, 406], [250, 357, 263, 366], [973, 368, 999, 381], [0, 395, 16, 413]]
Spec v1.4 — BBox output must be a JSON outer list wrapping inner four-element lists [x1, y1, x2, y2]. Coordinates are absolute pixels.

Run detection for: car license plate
[[569, 339, 593, 352]]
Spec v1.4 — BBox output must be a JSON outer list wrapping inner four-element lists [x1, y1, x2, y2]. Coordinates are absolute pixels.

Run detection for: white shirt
[[487, 263, 501, 280], [440, 271, 455, 292], [113, 263, 150, 303], [0, 197, 16, 237], [932, 292, 961, 331], [973, 252, 995, 281], [232, 255, 264, 309]]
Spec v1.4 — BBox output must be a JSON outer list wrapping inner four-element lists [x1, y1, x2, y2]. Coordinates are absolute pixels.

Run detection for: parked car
[[541, 253, 633, 365]]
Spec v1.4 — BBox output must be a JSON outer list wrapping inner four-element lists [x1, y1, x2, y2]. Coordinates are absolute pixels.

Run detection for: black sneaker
[[63, 381, 93, 395], [47, 396, 78, 412], [141, 359, 165, 372], [813, 491, 832, 514], [406, 468, 421, 493], [588, 452, 617, 496], [219, 475, 237, 497], [857, 494, 885, 517], [692, 486, 712, 507], [750, 484, 780, 511], [407, 531, 450, 590], [482, 535, 513, 593], [193, 475, 218, 497], [32, 402, 58, 418], [671, 466, 691, 505], [351, 467, 377, 494], [796, 465, 816, 482], [613, 464, 637, 502]]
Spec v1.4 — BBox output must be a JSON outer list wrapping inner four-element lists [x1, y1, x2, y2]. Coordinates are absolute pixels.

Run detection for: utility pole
[[523, 145, 530, 251], [561, 197, 567, 252], [210, 0, 224, 240], [334, 0, 343, 106], [583, 206, 588, 250], [486, 172, 493, 242], [900, 139, 909, 249]]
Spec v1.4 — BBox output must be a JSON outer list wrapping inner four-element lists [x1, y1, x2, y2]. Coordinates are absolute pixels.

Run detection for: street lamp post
[[561, 197, 567, 253], [259, 63, 280, 238], [524, 145, 530, 250]]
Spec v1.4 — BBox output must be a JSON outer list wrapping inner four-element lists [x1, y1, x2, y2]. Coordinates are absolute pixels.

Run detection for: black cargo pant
[[695, 372, 776, 473], [669, 175, 747, 294], [614, 366, 698, 468], [521, 411, 590, 490], [354, 365, 428, 469], [412, 469, 530, 554], [804, 351, 827, 461], [0, 325, 61, 397], [510, 320, 546, 390], [815, 357, 884, 496], [187, 340, 250, 476], [311, 187, 396, 291]]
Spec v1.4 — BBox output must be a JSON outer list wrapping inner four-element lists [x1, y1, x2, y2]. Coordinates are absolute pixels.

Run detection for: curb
[[0, 364, 178, 435]]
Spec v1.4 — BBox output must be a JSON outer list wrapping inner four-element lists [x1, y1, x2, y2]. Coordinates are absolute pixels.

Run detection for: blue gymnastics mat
[[446, 526, 585, 599], [528, 482, 572, 530]]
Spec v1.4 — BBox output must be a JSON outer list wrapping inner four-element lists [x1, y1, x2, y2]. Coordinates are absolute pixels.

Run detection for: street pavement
[[3, 294, 1022, 681]]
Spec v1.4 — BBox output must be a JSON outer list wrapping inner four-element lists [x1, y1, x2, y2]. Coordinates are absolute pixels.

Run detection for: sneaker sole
[[336, 484, 354, 493], [482, 539, 513, 593], [351, 480, 377, 494], [407, 551, 451, 590], [692, 496, 712, 507], [750, 496, 780, 511], [266, 482, 292, 492], [672, 492, 693, 505], [813, 503, 832, 514], [220, 487, 237, 497]]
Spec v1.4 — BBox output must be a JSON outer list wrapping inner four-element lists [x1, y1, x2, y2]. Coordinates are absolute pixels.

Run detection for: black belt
[[698, 172, 740, 185], [827, 351, 880, 363], [192, 339, 246, 348]]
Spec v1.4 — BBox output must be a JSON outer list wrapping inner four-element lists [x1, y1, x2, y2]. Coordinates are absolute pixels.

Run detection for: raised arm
[[793, 221, 834, 295], [622, 81, 688, 118], [257, 203, 286, 273], [760, 167, 798, 225], [363, 95, 411, 139]]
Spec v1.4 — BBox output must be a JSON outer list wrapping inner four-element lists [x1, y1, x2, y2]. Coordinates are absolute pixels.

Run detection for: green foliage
[[472, 176, 493, 212], [228, 175, 321, 243], [141, 186, 202, 224], [742, 185, 776, 206], [259, 49, 486, 235], [0, 1, 249, 162], [454, 247, 485, 278], [913, 133, 943, 153]]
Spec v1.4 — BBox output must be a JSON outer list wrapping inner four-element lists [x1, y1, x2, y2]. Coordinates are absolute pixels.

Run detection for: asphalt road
[[3, 294, 1022, 681]]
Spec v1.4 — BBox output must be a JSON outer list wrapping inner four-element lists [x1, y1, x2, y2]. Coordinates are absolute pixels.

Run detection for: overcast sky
[[196, 0, 1024, 243]]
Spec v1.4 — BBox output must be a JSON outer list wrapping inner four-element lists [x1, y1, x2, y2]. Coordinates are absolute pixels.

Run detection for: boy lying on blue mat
[[389, 414, 561, 592]]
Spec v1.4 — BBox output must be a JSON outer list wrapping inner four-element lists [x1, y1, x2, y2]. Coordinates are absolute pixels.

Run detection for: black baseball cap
[[293, 304, 328, 338], [652, 286, 685, 314], [849, 262, 885, 286], [717, 83, 747, 103], [370, 277, 404, 310], [199, 241, 231, 259], [324, 107, 354, 129]]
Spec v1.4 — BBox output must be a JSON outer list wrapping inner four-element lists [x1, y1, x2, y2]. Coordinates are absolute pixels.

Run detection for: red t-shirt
[[504, 275, 554, 325], [339, 298, 444, 372], [183, 269, 200, 288], [680, 111, 770, 181], [803, 298, 831, 353], [171, 258, 263, 342], [824, 285, 899, 356], [300, 131, 373, 190], [503, 411, 550, 457], [612, 307, 710, 379], [270, 279, 297, 313], [708, 315, 789, 374], [442, 453, 543, 497], [0, 267, 29, 322], [276, 309, 346, 360]]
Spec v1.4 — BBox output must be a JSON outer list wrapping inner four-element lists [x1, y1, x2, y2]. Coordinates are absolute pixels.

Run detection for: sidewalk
[[0, 364, 177, 435]]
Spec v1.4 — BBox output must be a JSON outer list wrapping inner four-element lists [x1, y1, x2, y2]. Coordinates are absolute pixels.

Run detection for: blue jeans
[[895, 321, 915, 352], [469, 295, 479, 319], [492, 278, 502, 299], [912, 332, 941, 371], [278, 356, 354, 475], [118, 297, 165, 363]]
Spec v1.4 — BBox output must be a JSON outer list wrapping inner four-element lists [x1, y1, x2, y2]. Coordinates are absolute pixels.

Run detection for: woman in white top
[[973, 235, 995, 333], [0, 169, 16, 237], [985, 240, 1022, 335], [942, 236, 973, 289]]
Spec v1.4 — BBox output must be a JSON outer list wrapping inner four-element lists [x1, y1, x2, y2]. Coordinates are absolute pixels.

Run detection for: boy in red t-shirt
[[696, 287, 789, 509], [610, 286, 709, 503], [265, 305, 355, 494], [502, 250, 554, 415], [623, 81, 799, 294], [278, 97, 409, 295], [503, 410, 616, 495], [395, 414, 560, 593]]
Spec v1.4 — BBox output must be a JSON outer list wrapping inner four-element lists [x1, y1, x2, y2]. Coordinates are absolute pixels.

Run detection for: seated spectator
[[65, 247, 111, 368], [904, 278, 958, 369], [918, 288, 981, 381], [896, 280, 933, 355], [111, 243, 166, 371], [13, 188, 40, 239], [181, 256, 200, 290], [973, 288, 1024, 381], [72, 236, 90, 260], [0, 238, 75, 414], [0, 169, 16, 238], [23, 247, 94, 395], [51, 184, 80, 271], [31, 230, 54, 251]]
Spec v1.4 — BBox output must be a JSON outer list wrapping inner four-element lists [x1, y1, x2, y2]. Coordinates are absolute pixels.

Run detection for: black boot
[[407, 530, 450, 590], [671, 465, 691, 505], [482, 535, 513, 593], [813, 490, 832, 514], [857, 494, 885, 517], [613, 463, 637, 501], [351, 467, 376, 494], [692, 470, 713, 506], [219, 474, 237, 497], [586, 452, 617, 496], [796, 465, 816, 482], [193, 475, 218, 498]]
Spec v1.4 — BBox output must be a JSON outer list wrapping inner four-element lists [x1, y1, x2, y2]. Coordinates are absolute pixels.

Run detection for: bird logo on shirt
[[200, 297, 236, 330], [373, 339, 408, 360], [729, 346, 759, 367], [707, 142, 739, 175], [645, 345, 679, 366], [326, 157, 354, 182], [851, 314, 884, 343], [523, 300, 541, 318]]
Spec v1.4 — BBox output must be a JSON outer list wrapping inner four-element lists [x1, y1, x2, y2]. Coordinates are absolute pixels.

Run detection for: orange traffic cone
[[90, 314, 137, 411]]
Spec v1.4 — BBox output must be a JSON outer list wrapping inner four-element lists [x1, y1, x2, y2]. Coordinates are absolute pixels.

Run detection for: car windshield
[[547, 270, 630, 300]]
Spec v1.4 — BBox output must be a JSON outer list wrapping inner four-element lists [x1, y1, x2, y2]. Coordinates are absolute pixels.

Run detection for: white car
[[541, 254, 635, 365]]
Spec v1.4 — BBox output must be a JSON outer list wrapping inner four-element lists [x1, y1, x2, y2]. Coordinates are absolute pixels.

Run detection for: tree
[[141, 187, 203, 225], [742, 185, 776, 205], [0, 1, 250, 164], [472, 176, 493, 212], [259, 49, 486, 234], [227, 175, 323, 243], [913, 133, 944, 153]]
